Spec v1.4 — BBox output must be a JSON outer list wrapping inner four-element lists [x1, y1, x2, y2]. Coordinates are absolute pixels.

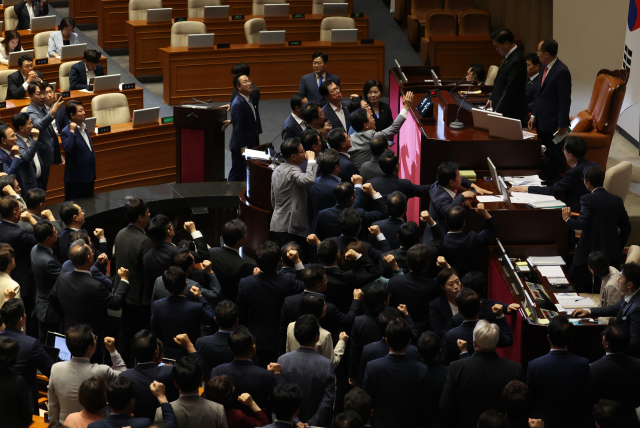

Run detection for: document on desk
[[527, 256, 566, 266], [523, 130, 536, 140], [476, 195, 504, 203], [537, 265, 566, 278], [556, 296, 598, 309], [548, 277, 570, 285], [243, 149, 270, 160], [504, 175, 543, 186], [509, 193, 558, 204]]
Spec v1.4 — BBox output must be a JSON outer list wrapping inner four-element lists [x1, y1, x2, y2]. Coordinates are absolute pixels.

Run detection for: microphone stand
[[448, 77, 476, 130], [448, 75, 468, 94]]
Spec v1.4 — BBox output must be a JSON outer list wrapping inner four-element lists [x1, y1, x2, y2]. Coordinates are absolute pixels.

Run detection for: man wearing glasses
[[228, 74, 260, 182], [320, 80, 351, 132], [298, 52, 341, 107]]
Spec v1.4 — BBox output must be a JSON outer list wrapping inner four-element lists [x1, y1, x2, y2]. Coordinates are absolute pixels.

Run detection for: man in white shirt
[[60, 100, 96, 200], [320, 80, 350, 131]]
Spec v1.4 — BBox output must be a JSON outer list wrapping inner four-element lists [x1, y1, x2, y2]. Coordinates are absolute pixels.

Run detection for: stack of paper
[[504, 175, 543, 186], [527, 200, 566, 209], [509, 193, 558, 204], [528, 256, 566, 266], [556, 294, 598, 309], [523, 130, 536, 140], [243, 149, 270, 160], [476, 195, 504, 203], [537, 265, 565, 278]]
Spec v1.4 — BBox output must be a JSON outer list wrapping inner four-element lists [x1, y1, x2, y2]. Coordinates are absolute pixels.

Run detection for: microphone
[[449, 77, 476, 130], [449, 75, 469, 94]]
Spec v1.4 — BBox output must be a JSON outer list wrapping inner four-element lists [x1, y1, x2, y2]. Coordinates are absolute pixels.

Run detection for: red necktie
[[541, 67, 549, 86]]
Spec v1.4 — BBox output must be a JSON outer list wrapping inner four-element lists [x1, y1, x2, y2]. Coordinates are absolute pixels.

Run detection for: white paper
[[243, 149, 270, 160], [537, 265, 566, 278], [556, 292, 579, 297], [476, 195, 504, 203], [556, 296, 597, 308], [523, 130, 536, 139], [548, 277, 570, 285], [555, 304, 566, 313], [509, 193, 558, 204], [79, 89, 91, 93], [527, 256, 566, 266]]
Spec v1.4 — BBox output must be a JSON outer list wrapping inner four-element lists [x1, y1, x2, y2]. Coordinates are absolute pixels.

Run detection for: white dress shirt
[[85, 64, 95, 86], [16, 134, 41, 178], [505, 45, 518, 59], [529, 73, 539, 83], [76, 122, 92, 152], [330, 102, 347, 129], [292, 113, 306, 131]]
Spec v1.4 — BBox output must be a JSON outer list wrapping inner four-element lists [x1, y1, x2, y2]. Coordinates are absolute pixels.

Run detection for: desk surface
[[0, 56, 109, 90]]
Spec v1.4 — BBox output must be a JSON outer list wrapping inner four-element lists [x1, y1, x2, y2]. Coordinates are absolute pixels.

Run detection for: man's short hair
[[338, 207, 362, 237], [66, 324, 95, 358], [231, 62, 250, 76], [18, 55, 32, 68], [386, 191, 407, 218], [0, 174, 16, 195], [27, 81, 46, 96], [301, 102, 321, 124], [280, 242, 301, 268], [333, 182, 355, 205], [270, 383, 303, 421], [347, 96, 364, 113], [171, 248, 194, 273], [255, 241, 280, 273], [548, 314, 573, 347], [468, 63, 486, 82], [350, 108, 368, 133], [162, 266, 186, 296], [301, 129, 320, 152], [385, 317, 412, 351], [214, 300, 238, 330], [0, 336, 19, 368], [593, 399, 625, 428], [65, 100, 84, 119], [332, 410, 364, 428], [0, 243, 14, 272], [293, 314, 320, 345], [0, 197, 18, 219], [24, 188, 46, 209], [603, 325, 629, 353], [378, 150, 398, 175], [131, 330, 158, 363], [228, 325, 254, 356], [12, 112, 30, 130], [406, 244, 429, 273], [473, 319, 500, 351], [461, 271, 487, 295], [490, 29, 515, 44], [78, 376, 108, 413], [172, 355, 202, 392], [563, 136, 587, 158], [540, 39, 559, 56], [445, 205, 466, 230], [0, 297, 23, 328], [299, 293, 325, 319], [620, 262, 640, 290], [232, 73, 246, 89], [588, 251, 610, 278], [417, 331, 441, 361], [436, 162, 459, 186], [317, 239, 339, 266], [0, 125, 10, 142], [500, 380, 532, 420], [69, 240, 91, 267], [301, 265, 325, 290], [319, 79, 337, 98], [363, 283, 388, 314], [327, 128, 347, 150], [222, 219, 246, 247], [317, 148, 340, 175], [456, 287, 481, 319], [33, 220, 55, 243], [343, 387, 372, 423], [312, 51, 328, 63], [59, 201, 81, 225], [290, 93, 306, 110], [123, 198, 148, 223], [398, 221, 420, 248], [148, 214, 172, 241], [84, 49, 101, 63], [370, 137, 389, 157], [525, 52, 541, 66], [477, 409, 507, 428], [106, 377, 136, 411]]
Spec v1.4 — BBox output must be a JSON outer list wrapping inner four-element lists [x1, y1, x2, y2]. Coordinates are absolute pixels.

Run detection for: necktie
[[318, 75, 323, 88], [617, 300, 629, 323], [499, 57, 505, 68], [541, 67, 549, 86]]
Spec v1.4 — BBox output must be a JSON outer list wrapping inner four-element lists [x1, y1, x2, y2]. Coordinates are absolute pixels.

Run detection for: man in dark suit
[[30, 220, 62, 343], [18, 188, 62, 234], [321, 79, 351, 131], [0, 126, 25, 189], [383, 217, 444, 277], [278, 315, 335, 427], [440, 319, 522, 428], [368, 151, 430, 201], [529, 38, 572, 178], [0, 336, 33, 427], [195, 300, 241, 376], [525, 52, 541, 112], [13, 112, 49, 193], [282, 93, 308, 141], [60, 100, 96, 200], [388, 244, 441, 334], [236, 241, 305, 367], [0, 298, 53, 415], [298, 52, 340, 106], [360, 137, 387, 183], [57, 201, 107, 263], [440, 288, 512, 365], [526, 315, 589, 428], [344, 388, 373, 427], [227, 62, 262, 136], [208, 220, 257, 302], [510, 136, 598, 212], [442, 203, 498, 278], [209, 325, 285, 412], [227, 73, 260, 182], [363, 317, 430, 428], [151, 266, 215, 360], [14, 0, 49, 30], [486, 29, 527, 123], [563, 165, 631, 289], [7, 55, 43, 100], [69, 49, 105, 91], [589, 325, 640, 427], [301, 101, 328, 149], [308, 148, 341, 229], [370, 191, 406, 250], [327, 128, 358, 182], [43, 83, 68, 135], [417, 331, 448, 427]]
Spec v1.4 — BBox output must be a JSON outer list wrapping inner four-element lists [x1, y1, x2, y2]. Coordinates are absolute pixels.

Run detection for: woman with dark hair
[[48, 17, 79, 58], [500, 380, 533, 428], [363, 79, 393, 131], [588, 251, 623, 308], [0, 31, 23, 65], [204, 375, 268, 428], [0, 336, 32, 427], [428, 267, 461, 337], [63, 376, 108, 428]]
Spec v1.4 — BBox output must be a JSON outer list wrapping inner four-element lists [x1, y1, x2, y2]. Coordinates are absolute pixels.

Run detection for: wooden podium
[[174, 106, 227, 183]]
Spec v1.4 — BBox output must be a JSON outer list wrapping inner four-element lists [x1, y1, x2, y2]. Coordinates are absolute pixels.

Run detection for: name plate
[[361, 39, 374, 44], [292, 13, 305, 18], [60, 91, 71, 98], [121, 83, 135, 90], [288, 41, 301, 46], [35, 58, 48, 65], [97, 126, 111, 134], [232, 14, 244, 20], [161, 116, 174, 124], [351, 13, 363, 18], [0, 101, 6, 109], [217, 43, 230, 49], [174, 16, 187, 22]]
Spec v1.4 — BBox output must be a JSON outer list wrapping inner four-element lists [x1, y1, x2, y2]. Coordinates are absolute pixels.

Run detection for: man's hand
[[571, 309, 590, 317], [506, 303, 520, 314], [149, 381, 168, 404], [351, 174, 363, 185], [202, 260, 213, 274], [3, 185, 16, 196], [344, 249, 360, 261], [353, 288, 364, 301], [50, 94, 64, 115], [190, 286, 202, 299], [41, 209, 55, 221], [221, 104, 231, 111], [287, 249, 301, 265], [0, 173, 6, 178], [528, 116, 535, 129], [528, 419, 544, 428], [476, 203, 491, 219], [561, 207, 571, 221], [10, 145, 20, 156], [238, 393, 261, 413], [20, 212, 36, 225], [31, 128, 40, 140], [104, 337, 116, 353], [221, 120, 231, 131], [306, 234, 320, 246], [368, 225, 381, 236], [471, 184, 493, 195], [174, 333, 195, 353], [26, 71, 39, 83], [383, 254, 399, 271], [484, 100, 492, 110], [557, 127, 567, 136], [348, 378, 357, 387], [267, 363, 282, 374], [118, 268, 130, 281], [93, 228, 105, 239], [305, 150, 316, 161], [402, 91, 414, 110], [4, 286, 17, 301], [184, 221, 196, 234], [69, 122, 77, 133], [492, 304, 504, 317], [436, 256, 449, 269], [253, 267, 261, 275], [97, 253, 108, 265], [297, 423, 309, 428], [361, 183, 375, 196], [339, 332, 349, 342], [461, 190, 476, 199], [397, 304, 408, 316], [419, 210, 435, 226], [510, 186, 528, 193], [457, 339, 467, 353]]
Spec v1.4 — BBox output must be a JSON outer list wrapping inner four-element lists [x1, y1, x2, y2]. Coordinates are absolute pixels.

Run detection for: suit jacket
[[230, 84, 262, 135], [7, 70, 43, 100], [442, 217, 498, 277], [30, 244, 62, 323], [322, 100, 351, 131], [488, 48, 528, 121], [155, 395, 227, 428], [236, 272, 305, 350], [195, 330, 236, 377], [49, 271, 129, 338], [48, 354, 127, 422], [428, 178, 473, 229], [18, 213, 62, 234], [0, 368, 32, 428], [270, 161, 317, 236], [150, 275, 220, 308], [360, 157, 384, 183], [69, 62, 105, 91], [118, 363, 181, 420], [57, 227, 108, 264], [229, 93, 260, 151], [439, 351, 522, 428], [113, 224, 154, 306], [373, 101, 393, 132], [54, 103, 69, 136], [61, 260, 113, 293], [358, 338, 420, 385], [528, 158, 597, 212], [0, 327, 53, 414], [324, 259, 384, 314], [0, 220, 37, 297], [430, 293, 455, 338], [337, 152, 359, 182], [388, 272, 440, 334], [278, 348, 335, 427], [48, 30, 79, 57], [14, 134, 44, 192], [424, 360, 448, 428], [589, 352, 640, 427], [591, 293, 640, 357], [371, 217, 404, 250], [349, 112, 407, 171], [89, 402, 178, 428], [363, 354, 430, 428], [208, 246, 256, 303], [60, 123, 96, 183], [0, 147, 25, 190], [441, 318, 513, 366], [298, 72, 340, 106], [27, 101, 62, 168], [531, 59, 572, 133], [328, 235, 391, 268], [282, 113, 305, 141], [151, 295, 215, 360], [526, 74, 541, 112], [566, 188, 631, 265], [308, 173, 340, 230], [368, 174, 429, 201], [14, 0, 48, 30]]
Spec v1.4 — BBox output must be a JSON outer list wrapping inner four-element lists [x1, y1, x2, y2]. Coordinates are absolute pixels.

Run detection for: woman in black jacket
[[363, 79, 393, 132]]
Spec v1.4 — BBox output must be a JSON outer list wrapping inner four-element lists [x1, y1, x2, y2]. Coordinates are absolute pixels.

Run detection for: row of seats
[[0, 59, 81, 101], [409, 8, 490, 47], [396, 0, 474, 25]]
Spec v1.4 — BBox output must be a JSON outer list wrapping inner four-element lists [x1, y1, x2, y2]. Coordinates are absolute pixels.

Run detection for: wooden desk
[[0, 57, 108, 89], [32, 415, 48, 428], [126, 14, 369, 76], [70, 0, 99, 25], [159, 40, 385, 105]]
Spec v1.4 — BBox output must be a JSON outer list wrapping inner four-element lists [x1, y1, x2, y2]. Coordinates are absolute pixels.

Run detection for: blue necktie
[[318, 75, 323, 88]]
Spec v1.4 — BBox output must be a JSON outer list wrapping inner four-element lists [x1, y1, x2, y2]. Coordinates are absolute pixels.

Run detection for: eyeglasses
[[329, 86, 341, 95], [312, 61, 324, 66]]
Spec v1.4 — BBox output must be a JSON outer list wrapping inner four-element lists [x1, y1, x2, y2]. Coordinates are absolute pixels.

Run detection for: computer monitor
[[322, 3, 348, 16], [203, 5, 229, 20], [43, 345, 60, 362], [60, 43, 88, 61], [430, 69, 441, 86], [331, 29, 357, 43], [487, 157, 501, 194], [499, 176, 511, 204], [46, 332, 71, 362], [92, 74, 120, 93], [84, 117, 97, 134], [488, 114, 525, 139], [188, 34, 215, 49], [31, 16, 56, 32], [132, 107, 160, 128], [263, 3, 289, 17], [259, 30, 286, 45], [9, 50, 34, 68], [146, 8, 173, 23], [496, 238, 521, 297], [471, 108, 501, 131]]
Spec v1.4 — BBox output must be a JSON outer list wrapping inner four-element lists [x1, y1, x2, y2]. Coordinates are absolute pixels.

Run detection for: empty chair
[[444, 0, 474, 15], [0, 70, 14, 101], [128, 0, 163, 21], [244, 18, 267, 44], [312, 0, 347, 15], [320, 17, 356, 41], [418, 10, 456, 64], [407, 0, 442, 46], [187, 0, 221, 18], [170, 21, 207, 47], [626, 245, 640, 265], [33, 31, 54, 59], [252, 0, 287, 16], [4, 7, 18, 31], [484, 65, 499, 85], [604, 161, 632, 202], [91, 93, 131, 126], [59, 60, 82, 91], [458, 9, 490, 35]]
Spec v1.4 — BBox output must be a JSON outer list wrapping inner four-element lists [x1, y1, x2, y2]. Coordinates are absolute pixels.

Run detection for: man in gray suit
[[270, 138, 317, 260], [348, 91, 414, 171], [155, 356, 227, 428], [277, 314, 335, 427], [47, 324, 127, 423]]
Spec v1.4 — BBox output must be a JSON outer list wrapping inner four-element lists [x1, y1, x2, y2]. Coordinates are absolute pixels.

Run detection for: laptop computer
[[146, 8, 173, 23], [92, 74, 120, 93], [60, 43, 88, 61], [188, 34, 215, 49], [263, 3, 289, 17], [30, 16, 56, 32], [84, 117, 97, 134], [46, 332, 71, 362], [472, 108, 501, 131], [9, 49, 34, 67], [43, 345, 60, 363], [132, 107, 160, 127], [322, 3, 348, 16], [488, 114, 530, 139], [259, 30, 285, 45], [331, 29, 357, 43], [203, 5, 229, 20]]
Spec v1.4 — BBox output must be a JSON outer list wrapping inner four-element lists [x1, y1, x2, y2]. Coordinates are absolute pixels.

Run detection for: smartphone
[[57, 92, 63, 101]]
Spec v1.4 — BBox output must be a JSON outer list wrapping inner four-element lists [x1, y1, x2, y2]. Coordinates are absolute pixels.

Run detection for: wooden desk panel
[[126, 15, 369, 76], [0, 57, 108, 89], [221, 0, 353, 16], [159, 40, 385, 105], [70, 0, 99, 24]]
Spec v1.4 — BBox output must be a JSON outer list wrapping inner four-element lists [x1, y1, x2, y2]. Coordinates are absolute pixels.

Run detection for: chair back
[[171, 21, 207, 47], [252, 0, 287, 16], [4, 7, 18, 31], [424, 9, 456, 39], [91, 93, 131, 126], [187, 0, 221, 18], [444, 0, 474, 15], [320, 17, 356, 41], [312, 0, 347, 15], [485, 65, 499, 85], [128, 0, 163, 21], [59, 60, 82, 91], [34, 31, 54, 59], [458, 9, 490, 35], [244, 18, 267, 44], [0, 70, 14, 101], [604, 161, 632, 203], [411, 0, 442, 17]]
